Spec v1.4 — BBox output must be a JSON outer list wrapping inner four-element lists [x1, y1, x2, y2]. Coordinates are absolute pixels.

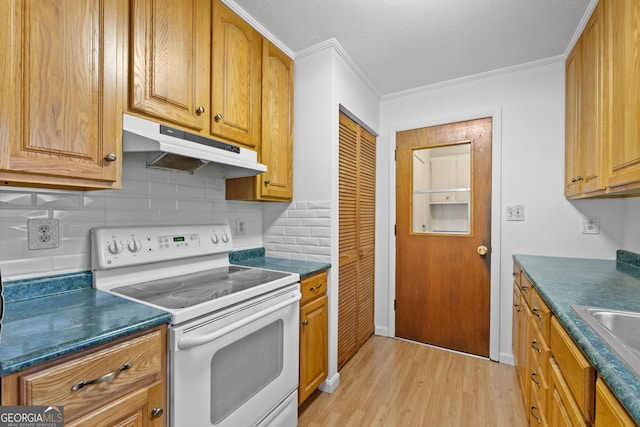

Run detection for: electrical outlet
[[236, 218, 246, 236], [582, 216, 600, 234], [505, 205, 525, 221], [28, 219, 59, 249]]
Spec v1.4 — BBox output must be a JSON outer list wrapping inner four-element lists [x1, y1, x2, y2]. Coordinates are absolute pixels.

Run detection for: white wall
[[0, 153, 264, 281], [378, 60, 626, 363], [622, 198, 640, 253], [292, 41, 380, 391]]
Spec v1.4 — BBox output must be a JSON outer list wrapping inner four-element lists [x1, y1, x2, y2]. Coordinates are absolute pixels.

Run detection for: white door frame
[[387, 108, 503, 361]]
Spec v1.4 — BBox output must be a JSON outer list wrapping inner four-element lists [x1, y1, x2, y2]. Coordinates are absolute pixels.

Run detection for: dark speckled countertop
[[230, 248, 331, 278], [513, 250, 640, 424], [0, 272, 171, 376]]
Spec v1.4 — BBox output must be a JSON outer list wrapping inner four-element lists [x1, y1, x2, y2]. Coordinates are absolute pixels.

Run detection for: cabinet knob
[[264, 179, 271, 185], [214, 113, 223, 122], [576, 176, 583, 181], [302, 320, 309, 326], [105, 153, 117, 162], [196, 106, 205, 115], [151, 408, 164, 418]]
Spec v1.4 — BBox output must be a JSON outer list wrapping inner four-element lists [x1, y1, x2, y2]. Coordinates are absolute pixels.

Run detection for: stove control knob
[[211, 233, 219, 244], [128, 239, 142, 253], [107, 240, 124, 255], [221, 232, 229, 243]]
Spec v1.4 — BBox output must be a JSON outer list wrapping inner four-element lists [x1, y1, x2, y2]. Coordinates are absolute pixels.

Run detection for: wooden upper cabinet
[[129, 0, 211, 131], [259, 40, 294, 200], [211, 0, 262, 149], [565, 2, 605, 198], [566, 0, 640, 198], [0, 0, 125, 190], [603, 0, 640, 192], [225, 40, 294, 201]]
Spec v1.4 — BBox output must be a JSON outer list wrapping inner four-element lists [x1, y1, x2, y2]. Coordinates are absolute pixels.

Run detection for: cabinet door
[[604, 0, 640, 190], [129, 0, 210, 131], [579, 3, 604, 194], [260, 40, 294, 200], [0, 0, 124, 190], [299, 295, 328, 405], [565, 40, 581, 197], [211, 0, 262, 148]]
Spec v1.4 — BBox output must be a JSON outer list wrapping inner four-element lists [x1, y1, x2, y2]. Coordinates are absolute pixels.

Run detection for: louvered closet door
[[338, 112, 376, 370], [357, 128, 376, 347]]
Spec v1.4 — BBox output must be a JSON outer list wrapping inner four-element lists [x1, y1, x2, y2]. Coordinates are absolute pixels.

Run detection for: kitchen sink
[[572, 305, 640, 378]]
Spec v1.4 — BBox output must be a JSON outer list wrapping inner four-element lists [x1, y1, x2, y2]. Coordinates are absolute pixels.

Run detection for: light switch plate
[[582, 216, 600, 234], [505, 205, 525, 221]]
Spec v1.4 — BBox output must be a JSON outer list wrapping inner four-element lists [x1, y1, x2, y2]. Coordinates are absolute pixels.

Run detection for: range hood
[[122, 114, 266, 178]]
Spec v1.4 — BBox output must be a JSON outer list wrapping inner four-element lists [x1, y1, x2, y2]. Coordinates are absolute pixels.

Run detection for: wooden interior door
[[395, 118, 492, 357], [338, 112, 376, 370]]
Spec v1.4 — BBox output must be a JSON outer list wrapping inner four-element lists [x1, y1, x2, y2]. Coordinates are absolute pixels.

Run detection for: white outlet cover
[[236, 218, 246, 235], [28, 219, 59, 249], [582, 216, 600, 234]]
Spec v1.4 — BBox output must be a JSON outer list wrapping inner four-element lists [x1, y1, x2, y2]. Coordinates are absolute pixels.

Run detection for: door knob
[[477, 245, 489, 256]]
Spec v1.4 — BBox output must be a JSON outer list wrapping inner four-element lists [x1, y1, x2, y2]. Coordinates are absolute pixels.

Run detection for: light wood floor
[[298, 336, 527, 427]]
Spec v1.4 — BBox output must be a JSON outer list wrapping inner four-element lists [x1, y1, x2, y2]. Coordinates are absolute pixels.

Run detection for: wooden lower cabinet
[[514, 261, 638, 427], [0, 326, 167, 426], [298, 271, 329, 405], [595, 377, 637, 427]]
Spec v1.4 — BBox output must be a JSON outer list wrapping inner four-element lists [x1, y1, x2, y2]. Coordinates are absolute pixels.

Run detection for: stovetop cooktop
[[111, 266, 290, 310]]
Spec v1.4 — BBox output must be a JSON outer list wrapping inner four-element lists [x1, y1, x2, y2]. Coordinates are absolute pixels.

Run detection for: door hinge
[[394, 149, 397, 161], [394, 224, 397, 235], [394, 299, 396, 311]]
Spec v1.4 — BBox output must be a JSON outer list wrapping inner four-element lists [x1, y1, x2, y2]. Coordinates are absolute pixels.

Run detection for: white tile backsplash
[[0, 154, 268, 280], [264, 201, 331, 263]]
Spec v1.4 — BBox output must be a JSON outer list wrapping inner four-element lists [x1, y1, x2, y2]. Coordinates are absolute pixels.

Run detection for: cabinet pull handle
[[532, 307, 543, 319], [214, 113, 223, 122], [520, 285, 528, 293], [302, 320, 309, 326], [513, 302, 521, 312], [309, 283, 324, 292], [531, 339, 541, 354], [196, 106, 206, 115], [530, 371, 540, 388], [512, 272, 519, 278], [530, 405, 542, 424], [105, 153, 117, 162], [71, 362, 132, 391], [152, 408, 164, 418]]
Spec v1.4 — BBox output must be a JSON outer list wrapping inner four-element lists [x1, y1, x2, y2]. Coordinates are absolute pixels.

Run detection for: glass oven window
[[210, 320, 284, 424]]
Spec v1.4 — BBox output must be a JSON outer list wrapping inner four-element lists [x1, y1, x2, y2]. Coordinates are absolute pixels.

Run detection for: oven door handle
[[177, 292, 301, 350]]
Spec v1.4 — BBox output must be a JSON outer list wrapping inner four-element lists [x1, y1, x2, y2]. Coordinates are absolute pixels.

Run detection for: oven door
[[170, 284, 300, 427]]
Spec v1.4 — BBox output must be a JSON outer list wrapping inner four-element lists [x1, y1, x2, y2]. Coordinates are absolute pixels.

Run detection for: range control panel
[[91, 224, 232, 269]]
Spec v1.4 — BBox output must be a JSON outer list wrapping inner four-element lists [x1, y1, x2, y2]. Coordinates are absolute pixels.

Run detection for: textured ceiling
[[229, 0, 592, 96]]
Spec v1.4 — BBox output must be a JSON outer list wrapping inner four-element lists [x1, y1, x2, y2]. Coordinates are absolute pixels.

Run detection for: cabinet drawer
[[300, 271, 328, 305], [549, 358, 590, 427], [521, 274, 534, 307], [513, 262, 522, 287], [550, 317, 595, 423], [529, 347, 549, 424], [595, 378, 636, 427], [530, 288, 551, 343], [20, 330, 162, 422], [529, 322, 551, 384]]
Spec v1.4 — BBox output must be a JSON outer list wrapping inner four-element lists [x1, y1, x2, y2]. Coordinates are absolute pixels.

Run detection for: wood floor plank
[[298, 336, 527, 427]]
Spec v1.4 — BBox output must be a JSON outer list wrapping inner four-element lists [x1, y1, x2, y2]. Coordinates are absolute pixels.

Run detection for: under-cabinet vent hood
[[122, 114, 266, 177]]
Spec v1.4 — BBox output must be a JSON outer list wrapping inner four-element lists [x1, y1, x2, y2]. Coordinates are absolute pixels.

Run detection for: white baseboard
[[318, 372, 340, 394], [500, 352, 516, 366], [374, 326, 389, 336]]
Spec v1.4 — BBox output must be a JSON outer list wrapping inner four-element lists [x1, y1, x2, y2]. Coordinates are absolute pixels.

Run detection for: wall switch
[[505, 205, 525, 221], [236, 218, 246, 236], [28, 219, 59, 249], [582, 216, 600, 234]]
